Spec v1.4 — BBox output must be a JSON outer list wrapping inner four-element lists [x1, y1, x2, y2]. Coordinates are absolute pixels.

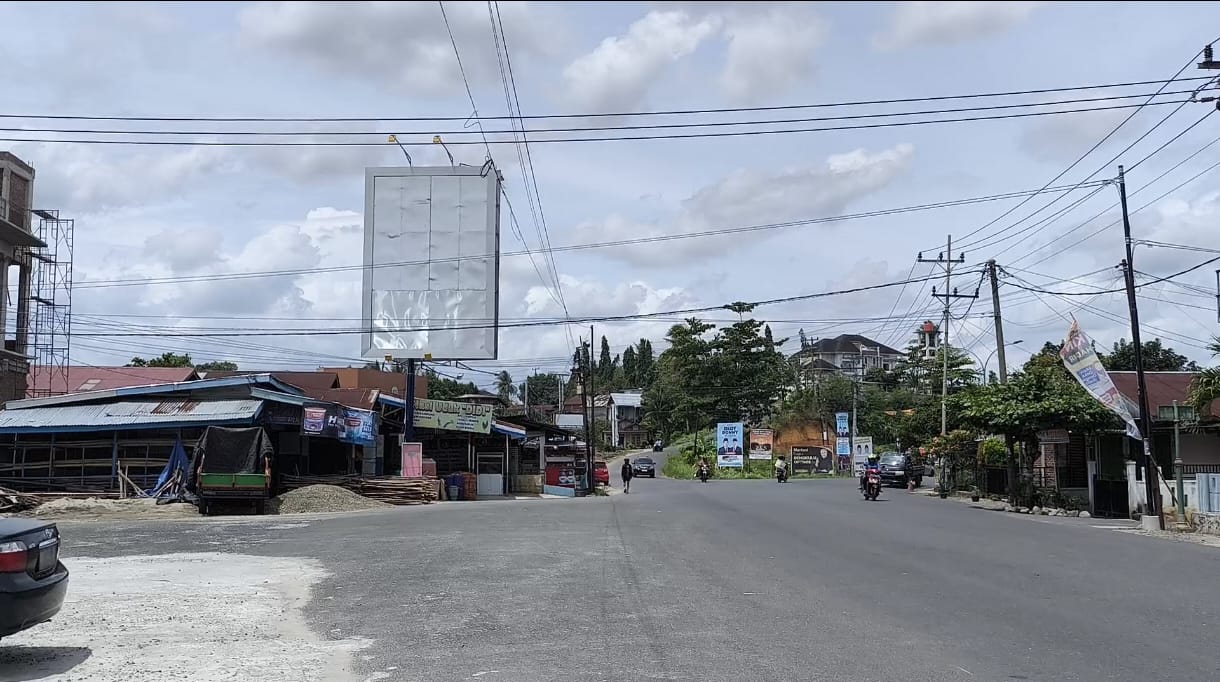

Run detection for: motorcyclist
[[696, 457, 711, 480], [774, 455, 788, 481], [859, 452, 881, 491]]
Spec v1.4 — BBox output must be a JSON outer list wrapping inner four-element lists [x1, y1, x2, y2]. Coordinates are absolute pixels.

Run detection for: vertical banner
[[836, 437, 851, 473], [748, 429, 774, 460], [716, 422, 745, 468], [834, 412, 850, 437], [1060, 321, 1141, 439], [852, 436, 874, 476]]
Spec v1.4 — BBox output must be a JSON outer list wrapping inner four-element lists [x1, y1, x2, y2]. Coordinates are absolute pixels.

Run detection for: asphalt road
[[10, 471, 1220, 681]]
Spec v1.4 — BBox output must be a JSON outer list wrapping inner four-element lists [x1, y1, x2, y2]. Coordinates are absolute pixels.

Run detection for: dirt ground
[[0, 553, 369, 681], [20, 497, 201, 521]]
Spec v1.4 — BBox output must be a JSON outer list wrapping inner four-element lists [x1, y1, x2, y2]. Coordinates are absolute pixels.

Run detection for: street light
[[978, 340, 1024, 384]]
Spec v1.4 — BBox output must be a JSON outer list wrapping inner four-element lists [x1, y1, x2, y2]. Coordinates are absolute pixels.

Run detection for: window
[[1157, 405, 1195, 421]]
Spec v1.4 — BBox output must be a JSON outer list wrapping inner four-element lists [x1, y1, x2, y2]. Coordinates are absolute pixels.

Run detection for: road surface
[[3, 473, 1218, 681]]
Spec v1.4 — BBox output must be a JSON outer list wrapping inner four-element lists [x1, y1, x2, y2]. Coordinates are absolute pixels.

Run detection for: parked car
[[593, 460, 610, 486], [632, 457, 657, 478], [0, 518, 69, 641], [878, 453, 922, 488]]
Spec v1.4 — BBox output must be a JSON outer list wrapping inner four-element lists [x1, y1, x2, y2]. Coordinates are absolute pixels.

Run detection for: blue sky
[[3, 1, 1219, 387]]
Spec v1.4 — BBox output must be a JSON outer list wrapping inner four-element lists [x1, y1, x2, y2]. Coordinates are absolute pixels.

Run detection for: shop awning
[[492, 420, 527, 439], [0, 399, 264, 434]]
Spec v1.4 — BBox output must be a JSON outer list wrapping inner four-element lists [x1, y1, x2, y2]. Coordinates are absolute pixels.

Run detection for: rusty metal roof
[[0, 400, 263, 433]]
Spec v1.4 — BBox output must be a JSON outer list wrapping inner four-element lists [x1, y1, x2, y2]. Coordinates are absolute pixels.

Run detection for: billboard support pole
[[404, 359, 417, 445]]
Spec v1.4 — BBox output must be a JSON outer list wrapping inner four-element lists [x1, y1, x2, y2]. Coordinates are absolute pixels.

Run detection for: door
[[477, 454, 504, 497]]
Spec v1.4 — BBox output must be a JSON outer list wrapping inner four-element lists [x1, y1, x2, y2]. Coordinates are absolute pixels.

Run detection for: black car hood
[[0, 517, 55, 540]]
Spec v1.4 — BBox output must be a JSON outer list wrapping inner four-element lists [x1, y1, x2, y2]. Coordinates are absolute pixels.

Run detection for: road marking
[[955, 666, 974, 675], [471, 671, 500, 678]]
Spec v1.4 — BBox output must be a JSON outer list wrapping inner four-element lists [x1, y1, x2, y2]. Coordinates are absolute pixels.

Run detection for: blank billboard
[[361, 166, 501, 360]]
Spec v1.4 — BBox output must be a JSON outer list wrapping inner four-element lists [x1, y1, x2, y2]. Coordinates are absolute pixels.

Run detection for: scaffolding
[[26, 209, 74, 397]]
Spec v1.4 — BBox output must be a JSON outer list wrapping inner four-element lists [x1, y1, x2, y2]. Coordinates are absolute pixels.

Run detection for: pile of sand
[[31, 496, 199, 520], [270, 484, 390, 514]]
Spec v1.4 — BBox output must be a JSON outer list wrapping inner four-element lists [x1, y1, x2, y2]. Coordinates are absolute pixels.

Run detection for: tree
[[635, 338, 656, 387], [494, 371, 517, 404], [898, 342, 978, 393], [128, 352, 193, 368], [597, 336, 614, 391], [621, 345, 638, 387], [195, 360, 238, 372], [518, 372, 565, 408], [1189, 337, 1220, 418], [1101, 337, 1198, 372], [423, 369, 479, 402]]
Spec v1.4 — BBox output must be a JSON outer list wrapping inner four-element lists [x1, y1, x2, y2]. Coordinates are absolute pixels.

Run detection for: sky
[[2, 1, 1219, 390]]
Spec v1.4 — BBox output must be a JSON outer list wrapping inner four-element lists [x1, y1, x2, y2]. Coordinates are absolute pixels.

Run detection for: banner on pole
[[1059, 320, 1141, 439], [834, 412, 850, 437], [716, 422, 744, 468], [748, 429, 774, 460]]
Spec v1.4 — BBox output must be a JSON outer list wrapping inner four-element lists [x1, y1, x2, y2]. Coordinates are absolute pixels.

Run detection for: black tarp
[[190, 426, 273, 481]]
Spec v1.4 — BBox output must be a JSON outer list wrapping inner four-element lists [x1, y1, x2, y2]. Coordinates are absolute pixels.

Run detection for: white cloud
[[562, 10, 722, 111], [238, 1, 550, 95], [873, 1, 1043, 51], [1017, 100, 1132, 163], [720, 6, 825, 102], [572, 143, 916, 265]]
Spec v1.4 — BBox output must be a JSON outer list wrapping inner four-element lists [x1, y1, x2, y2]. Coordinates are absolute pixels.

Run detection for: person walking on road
[[621, 458, 634, 494]]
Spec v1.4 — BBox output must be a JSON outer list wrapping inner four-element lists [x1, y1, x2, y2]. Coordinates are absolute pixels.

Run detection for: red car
[[593, 461, 610, 486]]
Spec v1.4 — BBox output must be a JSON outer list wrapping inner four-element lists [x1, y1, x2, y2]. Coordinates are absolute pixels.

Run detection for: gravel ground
[[0, 553, 367, 681], [270, 484, 389, 514], [26, 497, 200, 521]]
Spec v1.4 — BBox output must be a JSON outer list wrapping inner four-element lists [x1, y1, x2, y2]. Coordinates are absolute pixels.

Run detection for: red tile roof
[[1108, 371, 1218, 419], [28, 366, 199, 396]]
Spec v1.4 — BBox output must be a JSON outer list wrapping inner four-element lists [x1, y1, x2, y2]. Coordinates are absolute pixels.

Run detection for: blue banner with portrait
[[301, 402, 378, 447], [716, 422, 744, 468]]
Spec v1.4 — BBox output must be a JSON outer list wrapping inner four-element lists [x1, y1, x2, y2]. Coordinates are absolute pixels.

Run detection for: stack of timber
[[280, 475, 438, 505], [0, 485, 42, 513]]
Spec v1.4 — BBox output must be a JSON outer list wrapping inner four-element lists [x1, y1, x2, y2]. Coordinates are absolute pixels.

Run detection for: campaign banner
[[791, 446, 833, 474], [748, 429, 774, 460], [301, 402, 378, 446], [716, 422, 744, 468], [852, 436, 874, 476], [1060, 321, 1141, 439], [835, 412, 850, 437], [835, 436, 851, 456], [412, 398, 494, 434]]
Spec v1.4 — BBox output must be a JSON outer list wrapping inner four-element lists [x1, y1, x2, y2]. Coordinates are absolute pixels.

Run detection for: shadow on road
[[0, 645, 92, 680]]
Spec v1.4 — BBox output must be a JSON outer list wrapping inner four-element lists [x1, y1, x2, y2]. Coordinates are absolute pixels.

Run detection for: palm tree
[[494, 370, 517, 404], [1189, 337, 1220, 417]]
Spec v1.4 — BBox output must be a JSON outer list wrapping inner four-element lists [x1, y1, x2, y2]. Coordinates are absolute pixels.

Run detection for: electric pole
[[918, 235, 976, 436], [986, 260, 1011, 383], [1117, 164, 1162, 528]]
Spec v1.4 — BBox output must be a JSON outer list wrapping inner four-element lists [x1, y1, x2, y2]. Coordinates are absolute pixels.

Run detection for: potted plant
[[970, 486, 981, 502]]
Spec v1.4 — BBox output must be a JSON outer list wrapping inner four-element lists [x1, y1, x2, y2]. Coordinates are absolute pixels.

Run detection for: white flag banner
[[1059, 320, 1142, 439]]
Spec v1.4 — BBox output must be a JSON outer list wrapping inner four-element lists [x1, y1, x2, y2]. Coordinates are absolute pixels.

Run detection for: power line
[[5, 76, 1209, 122], [2, 91, 1197, 139], [70, 181, 1104, 290], [0, 100, 1192, 147], [1000, 253, 1220, 296]]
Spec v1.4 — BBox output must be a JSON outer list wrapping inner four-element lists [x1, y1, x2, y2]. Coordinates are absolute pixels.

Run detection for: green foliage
[[978, 438, 1008, 466], [955, 361, 1119, 440], [1101, 337, 1198, 372], [424, 369, 479, 402], [642, 316, 789, 434], [1189, 337, 1220, 418], [517, 372, 565, 408], [494, 370, 517, 404], [128, 353, 238, 371], [899, 342, 979, 393]]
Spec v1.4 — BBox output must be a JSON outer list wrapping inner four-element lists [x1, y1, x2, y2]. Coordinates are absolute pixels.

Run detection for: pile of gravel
[[270, 484, 390, 514]]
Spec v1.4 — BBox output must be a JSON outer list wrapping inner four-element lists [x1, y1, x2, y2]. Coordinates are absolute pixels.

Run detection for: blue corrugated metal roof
[[0, 400, 263, 433], [6, 373, 303, 410]]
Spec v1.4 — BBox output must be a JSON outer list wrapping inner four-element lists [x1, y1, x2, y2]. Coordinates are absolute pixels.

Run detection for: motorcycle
[[697, 465, 710, 483], [863, 467, 881, 501], [776, 467, 788, 483]]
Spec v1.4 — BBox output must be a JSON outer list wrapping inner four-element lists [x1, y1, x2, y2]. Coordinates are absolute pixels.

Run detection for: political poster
[[716, 422, 745, 468], [791, 446, 833, 475], [748, 429, 774, 460], [835, 436, 851, 456], [852, 436, 874, 476], [1060, 320, 1141, 439], [835, 412, 850, 437]]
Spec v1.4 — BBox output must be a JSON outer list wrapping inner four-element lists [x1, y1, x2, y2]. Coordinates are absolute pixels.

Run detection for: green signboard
[[412, 398, 494, 434]]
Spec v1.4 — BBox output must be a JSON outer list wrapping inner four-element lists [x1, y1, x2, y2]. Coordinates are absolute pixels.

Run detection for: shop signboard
[[748, 429, 774, 460], [716, 422, 744, 468], [412, 398, 494, 434], [301, 402, 378, 446]]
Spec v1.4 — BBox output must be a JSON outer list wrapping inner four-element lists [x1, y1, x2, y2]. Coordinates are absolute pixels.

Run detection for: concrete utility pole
[[1117, 165, 1162, 528], [918, 236, 977, 436], [986, 260, 1011, 383]]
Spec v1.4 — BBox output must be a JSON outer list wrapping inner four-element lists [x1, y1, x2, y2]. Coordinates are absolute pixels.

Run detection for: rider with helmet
[[859, 452, 881, 491]]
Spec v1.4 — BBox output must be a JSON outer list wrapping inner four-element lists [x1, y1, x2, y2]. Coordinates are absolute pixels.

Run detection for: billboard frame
[[361, 164, 502, 361]]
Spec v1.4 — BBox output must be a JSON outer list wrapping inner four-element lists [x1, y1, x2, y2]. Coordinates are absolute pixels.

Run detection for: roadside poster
[[791, 446, 833, 475], [401, 442, 423, 477], [716, 422, 745, 468], [1060, 321, 1141, 439], [834, 412, 850, 437], [835, 436, 851, 456], [301, 402, 378, 447], [748, 429, 774, 460], [852, 436, 874, 476]]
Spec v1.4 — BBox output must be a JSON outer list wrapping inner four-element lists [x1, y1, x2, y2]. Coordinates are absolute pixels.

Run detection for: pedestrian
[[621, 458, 633, 494]]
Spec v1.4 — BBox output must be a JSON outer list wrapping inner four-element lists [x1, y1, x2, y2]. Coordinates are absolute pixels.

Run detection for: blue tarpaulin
[[147, 437, 190, 497]]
